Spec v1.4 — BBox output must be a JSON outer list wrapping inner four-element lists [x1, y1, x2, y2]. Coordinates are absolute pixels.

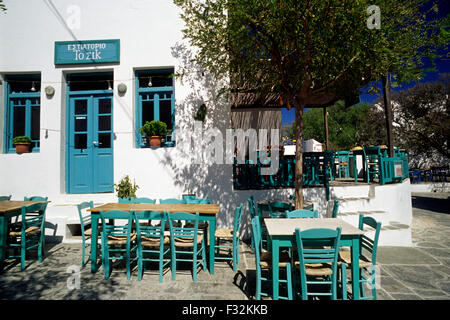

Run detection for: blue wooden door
[[68, 94, 113, 193]]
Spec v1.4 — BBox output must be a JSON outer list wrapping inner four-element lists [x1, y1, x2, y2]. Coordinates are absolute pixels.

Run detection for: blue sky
[[282, 57, 449, 125]]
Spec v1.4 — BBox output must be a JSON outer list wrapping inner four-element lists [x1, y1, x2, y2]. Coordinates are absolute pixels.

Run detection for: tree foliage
[[379, 80, 449, 161], [287, 102, 372, 151], [173, 0, 448, 208]]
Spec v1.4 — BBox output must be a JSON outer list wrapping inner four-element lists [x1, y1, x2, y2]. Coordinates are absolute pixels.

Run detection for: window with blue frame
[[135, 69, 175, 147], [4, 74, 41, 153]]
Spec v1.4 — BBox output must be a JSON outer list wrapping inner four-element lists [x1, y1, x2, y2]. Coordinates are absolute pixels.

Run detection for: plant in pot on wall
[[12, 136, 32, 154], [139, 120, 168, 147], [114, 175, 139, 203]]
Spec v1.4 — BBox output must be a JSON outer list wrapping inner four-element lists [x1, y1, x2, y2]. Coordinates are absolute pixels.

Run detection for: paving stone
[[377, 247, 440, 265]]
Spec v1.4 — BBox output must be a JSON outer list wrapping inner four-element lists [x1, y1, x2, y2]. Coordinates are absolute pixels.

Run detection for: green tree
[[288, 102, 372, 151], [174, 0, 448, 208]]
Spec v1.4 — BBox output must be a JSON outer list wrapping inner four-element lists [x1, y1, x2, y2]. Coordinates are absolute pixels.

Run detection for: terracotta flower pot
[[14, 143, 31, 154], [148, 136, 162, 147]]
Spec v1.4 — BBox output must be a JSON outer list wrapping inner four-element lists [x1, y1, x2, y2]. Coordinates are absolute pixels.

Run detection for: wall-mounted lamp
[[31, 81, 36, 92], [118, 83, 127, 95], [45, 85, 55, 97], [107, 80, 112, 90], [147, 77, 152, 87]]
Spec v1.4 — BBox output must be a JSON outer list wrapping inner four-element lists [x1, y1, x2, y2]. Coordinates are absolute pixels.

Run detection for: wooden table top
[[264, 218, 364, 236], [88, 203, 220, 215], [0, 200, 46, 214]]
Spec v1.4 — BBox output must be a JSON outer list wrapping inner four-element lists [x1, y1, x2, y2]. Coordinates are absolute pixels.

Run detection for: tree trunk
[[323, 106, 329, 150], [382, 74, 394, 157], [294, 102, 304, 209]]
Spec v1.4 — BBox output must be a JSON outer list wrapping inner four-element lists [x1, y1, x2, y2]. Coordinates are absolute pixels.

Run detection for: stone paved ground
[[0, 191, 449, 300], [375, 192, 450, 300]]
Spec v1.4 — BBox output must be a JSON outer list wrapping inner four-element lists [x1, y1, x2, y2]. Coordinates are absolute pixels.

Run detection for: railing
[[233, 151, 334, 199], [232, 147, 410, 193]]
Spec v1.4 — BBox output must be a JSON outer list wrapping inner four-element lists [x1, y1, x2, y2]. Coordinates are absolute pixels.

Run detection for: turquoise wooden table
[[0, 200, 46, 272], [88, 203, 220, 274], [264, 218, 364, 300]]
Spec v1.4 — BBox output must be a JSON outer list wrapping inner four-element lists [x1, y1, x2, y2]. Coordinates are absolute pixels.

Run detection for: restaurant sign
[[54, 39, 120, 65]]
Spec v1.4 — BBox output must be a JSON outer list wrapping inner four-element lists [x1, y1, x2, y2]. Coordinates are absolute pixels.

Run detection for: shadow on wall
[[161, 43, 287, 232], [162, 43, 330, 235]]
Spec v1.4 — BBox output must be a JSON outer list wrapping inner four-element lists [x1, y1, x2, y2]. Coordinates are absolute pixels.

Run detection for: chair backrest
[[77, 201, 94, 230], [250, 217, 262, 266], [248, 196, 257, 219], [131, 197, 156, 204], [99, 210, 133, 239], [232, 203, 244, 241], [159, 198, 186, 204], [134, 211, 166, 243], [0, 195, 12, 201], [24, 196, 48, 201], [332, 200, 339, 218], [295, 227, 342, 294], [185, 198, 211, 204], [285, 209, 318, 218], [21, 202, 48, 231], [268, 201, 293, 218], [167, 212, 200, 246], [358, 214, 382, 265]]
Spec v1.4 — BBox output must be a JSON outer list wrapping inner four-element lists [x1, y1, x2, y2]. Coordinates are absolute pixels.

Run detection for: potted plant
[[114, 175, 139, 203], [12, 136, 32, 154], [139, 120, 168, 147]]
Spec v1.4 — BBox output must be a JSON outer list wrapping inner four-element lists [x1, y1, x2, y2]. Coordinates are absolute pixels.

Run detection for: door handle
[[93, 141, 102, 146]]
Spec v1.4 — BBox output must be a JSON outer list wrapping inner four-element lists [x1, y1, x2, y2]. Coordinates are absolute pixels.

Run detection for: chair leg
[[341, 263, 348, 300], [171, 247, 176, 280], [138, 248, 143, 281], [255, 267, 261, 300], [81, 235, 86, 268], [193, 248, 198, 282], [286, 263, 293, 300], [21, 241, 26, 271]]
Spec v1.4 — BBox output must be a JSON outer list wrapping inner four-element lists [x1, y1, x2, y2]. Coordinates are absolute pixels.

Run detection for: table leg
[[351, 238, 360, 300], [272, 239, 280, 300], [90, 214, 99, 273], [209, 217, 216, 274]]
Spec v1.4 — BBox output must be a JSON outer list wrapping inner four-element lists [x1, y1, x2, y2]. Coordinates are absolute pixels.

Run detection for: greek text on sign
[[54, 39, 120, 65]]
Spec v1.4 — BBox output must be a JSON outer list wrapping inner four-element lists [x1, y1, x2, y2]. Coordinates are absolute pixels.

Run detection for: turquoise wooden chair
[[331, 200, 340, 218], [339, 214, 381, 300], [24, 196, 48, 201], [0, 195, 11, 201], [100, 210, 137, 280], [185, 198, 211, 204], [294, 227, 342, 300], [251, 217, 293, 300], [131, 197, 156, 204], [214, 203, 244, 271], [134, 211, 171, 282], [167, 212, 206, 282], [268, 201, 293, 218], [76, 201, 101, 268], [248, 196, 267, 250], [7, 202, 48, 270], [285, 209, 318, 218], [160, 198, 185, 204]]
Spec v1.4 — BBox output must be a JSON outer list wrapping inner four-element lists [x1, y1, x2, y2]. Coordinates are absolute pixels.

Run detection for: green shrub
[[12, 136, 32, 144], [114, 175, 139, 199], [139, 120, 168, 137]]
